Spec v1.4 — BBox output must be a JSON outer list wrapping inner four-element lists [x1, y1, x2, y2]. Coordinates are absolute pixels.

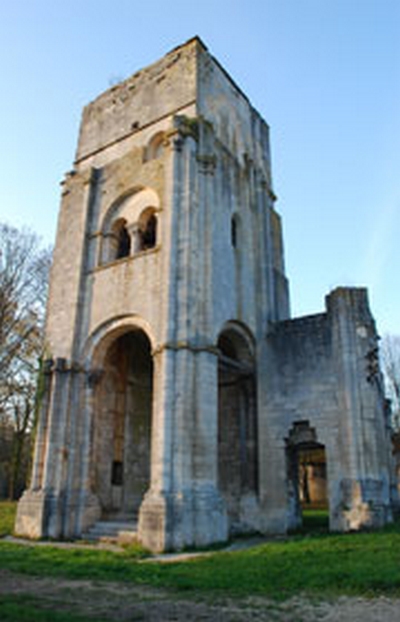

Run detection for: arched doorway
[[217, 325, 258, 533], [92, 329, 153, 520], [286, 421, 328, 530]]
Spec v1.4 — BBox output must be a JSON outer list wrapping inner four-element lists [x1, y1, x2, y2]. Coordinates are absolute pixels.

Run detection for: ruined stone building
[[16, 38, 396, 551]]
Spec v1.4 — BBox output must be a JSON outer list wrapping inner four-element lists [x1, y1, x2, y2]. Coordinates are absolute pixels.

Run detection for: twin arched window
[[102, 208, 158, 265]]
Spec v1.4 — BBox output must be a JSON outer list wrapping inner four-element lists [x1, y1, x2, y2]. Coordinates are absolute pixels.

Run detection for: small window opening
[[231, 216, 238, 248], [116, 225, 131, 259], [111, 460, 123, 486], [139, 214, 157, 251]]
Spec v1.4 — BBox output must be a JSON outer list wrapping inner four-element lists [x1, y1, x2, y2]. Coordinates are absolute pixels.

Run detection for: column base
[[138, 486, 228, 552], [331, 478, 393, 531], [15, 489, 65, 539], [15, 489, 102, 540]]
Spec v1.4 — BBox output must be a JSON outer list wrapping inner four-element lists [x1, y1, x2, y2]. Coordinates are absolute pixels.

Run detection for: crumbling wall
[[259, 288, 393, 532]]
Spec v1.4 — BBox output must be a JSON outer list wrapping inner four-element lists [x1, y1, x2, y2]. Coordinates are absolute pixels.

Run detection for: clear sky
[[0, 0, 399, 334]]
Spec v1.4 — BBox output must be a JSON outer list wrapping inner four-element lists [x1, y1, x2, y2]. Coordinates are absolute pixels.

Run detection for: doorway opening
[[286, 421, 328, 531], [217, 325, 258, 533], [92, 329, 153, 520]]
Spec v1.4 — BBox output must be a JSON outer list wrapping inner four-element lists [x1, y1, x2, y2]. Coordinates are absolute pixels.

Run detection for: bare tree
[[380, 334, 400, 430], [0, 223, 52, 499]]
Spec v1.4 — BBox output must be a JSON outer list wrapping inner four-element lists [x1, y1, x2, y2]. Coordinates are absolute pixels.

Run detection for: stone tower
[[16, 38, 395, 551]]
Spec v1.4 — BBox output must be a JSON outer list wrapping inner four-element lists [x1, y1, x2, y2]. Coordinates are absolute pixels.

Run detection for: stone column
[[29, 360, 53, 491], [138, 119, 227, 551], [15, 359, 73, 538], [128, 223, 142, 254], [73, 369, 102, 535]]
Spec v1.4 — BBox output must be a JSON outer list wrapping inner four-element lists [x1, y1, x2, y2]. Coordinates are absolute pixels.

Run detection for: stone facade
[[16, 37, 396, 551]]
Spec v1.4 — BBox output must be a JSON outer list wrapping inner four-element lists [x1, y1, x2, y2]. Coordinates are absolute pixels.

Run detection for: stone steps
[[82, 519, 138, 544]]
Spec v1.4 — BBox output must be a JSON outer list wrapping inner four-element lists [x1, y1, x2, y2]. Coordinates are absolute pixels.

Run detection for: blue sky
[[0, 0, 399, 334]]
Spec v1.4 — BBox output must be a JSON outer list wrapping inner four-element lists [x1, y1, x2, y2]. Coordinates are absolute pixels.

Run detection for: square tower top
[[76, 37, 271, 175]]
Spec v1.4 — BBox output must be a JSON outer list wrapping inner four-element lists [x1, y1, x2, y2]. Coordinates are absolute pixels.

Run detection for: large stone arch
[[84, 316, 157, 368], [86, 318, 155, 521], [217, 320, 259, 534]]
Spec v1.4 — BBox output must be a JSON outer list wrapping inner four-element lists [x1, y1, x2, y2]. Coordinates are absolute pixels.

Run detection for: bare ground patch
[[1, 569, 400, 621]]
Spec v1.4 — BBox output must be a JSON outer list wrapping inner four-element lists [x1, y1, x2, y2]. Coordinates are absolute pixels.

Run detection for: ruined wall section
[[265, 313, 336, 429], [327, 289, 394, 521], [76, 39, 199, 163], [259, 287, 393, 532]]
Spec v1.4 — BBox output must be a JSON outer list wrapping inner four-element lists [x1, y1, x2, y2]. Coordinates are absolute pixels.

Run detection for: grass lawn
[[0, 501, 17, 537], [0, 502, 400, 601]]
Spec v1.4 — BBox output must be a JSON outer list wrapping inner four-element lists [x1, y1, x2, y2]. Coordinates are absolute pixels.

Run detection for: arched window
[[112, 219, 131, 260], [138, 209, 157, 251], [144, 132, 165, 162]]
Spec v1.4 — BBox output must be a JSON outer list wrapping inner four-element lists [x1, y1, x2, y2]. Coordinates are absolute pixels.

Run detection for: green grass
[[296, 508, 330, 534], [1, 522, 400, 600], [1, 501, 399, 601], [0, 500, 17, 536], [0, 595, 108, 622]]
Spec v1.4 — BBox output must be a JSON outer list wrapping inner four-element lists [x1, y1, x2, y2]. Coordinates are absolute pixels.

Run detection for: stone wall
[[259, 288, 394, 532]]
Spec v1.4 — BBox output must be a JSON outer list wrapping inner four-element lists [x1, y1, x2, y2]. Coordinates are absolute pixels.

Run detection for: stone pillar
[[328, 288, 393, 529], [74, 370, 101, 533], [29, 360, 53, 491], [138, 344, 227, 552], [138, 119, 227, 551], [15, 359, 73, 538], [129, 223, 142, 254], [258, 438, 292, 533]]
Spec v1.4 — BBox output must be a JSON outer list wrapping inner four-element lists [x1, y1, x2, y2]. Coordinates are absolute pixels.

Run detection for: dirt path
[[1, 569, 400, 621]]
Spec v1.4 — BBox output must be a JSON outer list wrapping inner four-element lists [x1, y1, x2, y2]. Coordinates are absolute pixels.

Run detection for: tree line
[[0, 222, 51, 499]]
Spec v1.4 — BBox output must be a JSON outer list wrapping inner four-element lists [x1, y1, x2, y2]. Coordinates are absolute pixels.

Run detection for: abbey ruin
[[16, 37, 396, 551]]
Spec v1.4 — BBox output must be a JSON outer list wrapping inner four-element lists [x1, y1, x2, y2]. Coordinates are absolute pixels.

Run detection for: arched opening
[[286, 421, 329, 531], [116, 223, 131, 259], [108, 218, 131, 261], [144, 132, 165, 162], [217, 325, 258, 534], [138, 208, 157, 251], [92, 329, 153, 520]]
